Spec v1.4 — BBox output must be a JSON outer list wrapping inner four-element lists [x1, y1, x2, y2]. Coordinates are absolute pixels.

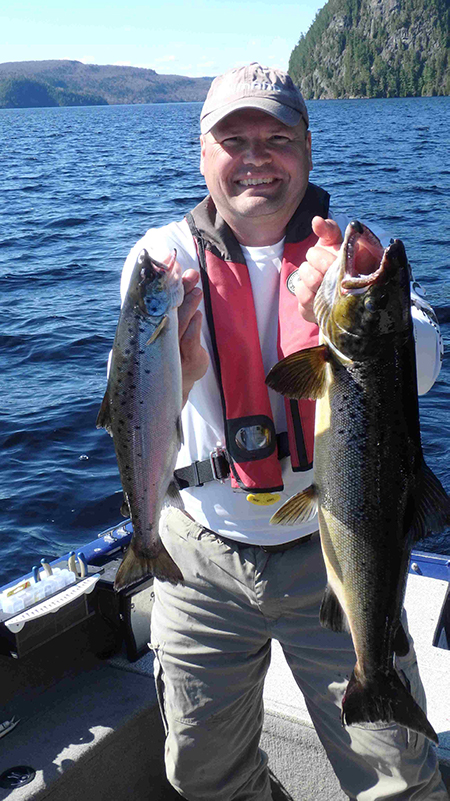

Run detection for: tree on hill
[[289, 0, 450, 99]]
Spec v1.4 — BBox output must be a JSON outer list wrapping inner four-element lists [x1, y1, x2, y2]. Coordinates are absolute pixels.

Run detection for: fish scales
[[97, 248, 184, 590], [266, 221, 450, 743], [317, 344, 417, 673]]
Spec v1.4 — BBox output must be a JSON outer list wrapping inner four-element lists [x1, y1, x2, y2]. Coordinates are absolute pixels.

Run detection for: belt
[[216, 532, 314, 553], [175, 510, 316, 554], [174, 432, 291, 490], [260, 533, 314, 552]]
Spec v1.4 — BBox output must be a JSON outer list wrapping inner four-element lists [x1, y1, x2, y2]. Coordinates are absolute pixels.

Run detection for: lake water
[[0, 97, 449, 587]]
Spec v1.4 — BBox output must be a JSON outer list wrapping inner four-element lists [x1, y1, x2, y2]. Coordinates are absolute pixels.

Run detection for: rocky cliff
[[289, 0, 449, 98]]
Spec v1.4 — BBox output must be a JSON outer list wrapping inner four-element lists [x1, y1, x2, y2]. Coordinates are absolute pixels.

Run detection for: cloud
[[154, 55, 177, 63]]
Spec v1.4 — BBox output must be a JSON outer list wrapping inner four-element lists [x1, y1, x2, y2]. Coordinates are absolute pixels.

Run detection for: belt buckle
[[210, 447, 227, 483]]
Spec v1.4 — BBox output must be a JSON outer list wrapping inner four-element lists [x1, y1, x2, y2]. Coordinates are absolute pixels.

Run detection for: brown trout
[[97, 248, 184, 590], [266, 221, 450, 743]]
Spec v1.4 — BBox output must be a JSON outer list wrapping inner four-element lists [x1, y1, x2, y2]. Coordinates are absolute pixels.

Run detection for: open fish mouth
[[137, 250, 169, 287], [340, 221, 386, 293]]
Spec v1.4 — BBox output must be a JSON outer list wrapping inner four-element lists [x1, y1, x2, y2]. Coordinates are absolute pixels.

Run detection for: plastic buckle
[[210, 448, 227, 483]]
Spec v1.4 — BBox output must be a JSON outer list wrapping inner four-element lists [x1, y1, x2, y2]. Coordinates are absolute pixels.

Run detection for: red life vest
[[186, 182, 330, 493]]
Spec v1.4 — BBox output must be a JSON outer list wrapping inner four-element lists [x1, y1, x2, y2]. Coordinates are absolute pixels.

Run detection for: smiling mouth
[[237, 177, 276, 187]]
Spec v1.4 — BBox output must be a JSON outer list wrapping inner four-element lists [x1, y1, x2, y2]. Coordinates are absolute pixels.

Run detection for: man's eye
[[222, 137, 242, 146], [270, 135, 290, 143]]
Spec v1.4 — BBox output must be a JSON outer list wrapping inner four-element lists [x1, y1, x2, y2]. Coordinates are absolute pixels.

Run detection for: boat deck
[[1, 572, 449, 800]]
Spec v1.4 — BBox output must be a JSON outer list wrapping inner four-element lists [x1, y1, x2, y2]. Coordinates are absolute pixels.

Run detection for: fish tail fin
[[114, 541, 184, 591], [342, 669, 438, 744]]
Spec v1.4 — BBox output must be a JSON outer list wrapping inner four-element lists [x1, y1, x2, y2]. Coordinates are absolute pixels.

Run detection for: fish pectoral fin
[[319, 584, 350, 634], [146, 315, 169, 345], [393, 621, 410, 657], [120, 495, 131, 518], [96, 391, 113, 436], [265, 345, 330, 400], [410, 460, 450, 542], [269, 485, 318, 526], [165, 480, 185, 511], [176, 414, 184, 447], [342, 668, 438, 745]]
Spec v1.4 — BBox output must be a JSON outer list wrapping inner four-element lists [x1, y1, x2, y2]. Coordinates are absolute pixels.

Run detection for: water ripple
[[0, 97, 449, 585]]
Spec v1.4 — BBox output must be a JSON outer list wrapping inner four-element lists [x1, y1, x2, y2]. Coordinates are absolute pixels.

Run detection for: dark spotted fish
[[97, 249, 184, 590], [266, 221, 450, 743]]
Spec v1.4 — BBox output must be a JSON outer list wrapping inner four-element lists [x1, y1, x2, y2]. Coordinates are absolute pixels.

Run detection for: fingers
[[295, 218, 343, 323], [312, 216, 343, 248], [295, 263, 327, 323], [181, 268, 201, 295], [180, 309, 210, 406], [178, 270, 202, 340], [175, 268, 209, 405]]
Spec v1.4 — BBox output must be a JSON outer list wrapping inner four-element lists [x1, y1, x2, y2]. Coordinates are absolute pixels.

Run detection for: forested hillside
[[289, 0, 449, 98], [0, 60, 213, 108]]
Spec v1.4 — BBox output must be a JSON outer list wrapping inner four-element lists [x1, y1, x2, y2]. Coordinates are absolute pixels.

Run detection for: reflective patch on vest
[[286, 269, 300, 295], [246, 492, 281, 506]]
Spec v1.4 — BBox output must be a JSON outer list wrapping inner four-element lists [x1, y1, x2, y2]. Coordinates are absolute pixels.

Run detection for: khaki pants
[[150, 507, 447, 801]]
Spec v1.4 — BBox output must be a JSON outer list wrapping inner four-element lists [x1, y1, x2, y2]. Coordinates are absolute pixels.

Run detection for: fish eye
[[364, 295, 378, 313]]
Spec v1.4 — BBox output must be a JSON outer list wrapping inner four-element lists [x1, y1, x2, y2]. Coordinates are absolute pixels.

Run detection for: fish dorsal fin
[[410, 460, 450, 542], [96, 391, 113, 436], [146, 315, 169, 345], [320, 584, 351, 634], [270, 485, 318, 526], [266, 345, 330, 400]]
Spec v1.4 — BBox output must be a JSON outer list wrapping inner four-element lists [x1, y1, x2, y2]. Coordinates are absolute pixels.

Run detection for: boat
[[1, 519, 449, 799]]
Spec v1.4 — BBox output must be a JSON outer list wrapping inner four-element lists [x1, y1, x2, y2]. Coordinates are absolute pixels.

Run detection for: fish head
[[132, 249, 183, 319], [314, 221, 411, 360]]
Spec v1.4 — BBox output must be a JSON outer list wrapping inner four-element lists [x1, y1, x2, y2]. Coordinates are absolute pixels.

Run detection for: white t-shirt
[[119, 211, 443, 546]]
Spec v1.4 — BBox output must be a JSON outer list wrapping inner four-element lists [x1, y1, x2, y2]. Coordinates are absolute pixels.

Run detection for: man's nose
[[242, 140, 271, 166]]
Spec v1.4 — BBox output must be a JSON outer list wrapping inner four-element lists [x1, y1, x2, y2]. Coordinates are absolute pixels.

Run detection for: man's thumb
[[312, 216, 343, 247]]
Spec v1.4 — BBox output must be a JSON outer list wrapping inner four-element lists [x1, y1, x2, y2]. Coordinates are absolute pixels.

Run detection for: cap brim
[[200, 97, 302, 134]]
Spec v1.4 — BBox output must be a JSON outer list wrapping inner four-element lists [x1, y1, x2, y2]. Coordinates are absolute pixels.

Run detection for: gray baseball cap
[[200, 63, 309, 134]]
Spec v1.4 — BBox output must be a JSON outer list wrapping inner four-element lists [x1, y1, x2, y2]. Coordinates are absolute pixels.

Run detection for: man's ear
[[306, 130, 313, 171], [199, 135, 206, 176]]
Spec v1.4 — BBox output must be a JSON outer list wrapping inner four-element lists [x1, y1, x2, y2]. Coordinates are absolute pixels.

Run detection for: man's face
[[200, 108, 312, 242]]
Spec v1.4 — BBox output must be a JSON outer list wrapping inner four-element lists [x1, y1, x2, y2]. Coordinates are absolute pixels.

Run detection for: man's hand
[[178, 269, 209, 406], [296, 217, 343, 323]]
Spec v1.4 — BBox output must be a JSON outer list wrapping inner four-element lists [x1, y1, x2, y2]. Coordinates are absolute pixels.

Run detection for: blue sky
[[2, 0, 325, 77]]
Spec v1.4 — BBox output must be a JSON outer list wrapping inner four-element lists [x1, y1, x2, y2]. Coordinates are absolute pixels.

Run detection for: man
[[121, 64, 447, 800]]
